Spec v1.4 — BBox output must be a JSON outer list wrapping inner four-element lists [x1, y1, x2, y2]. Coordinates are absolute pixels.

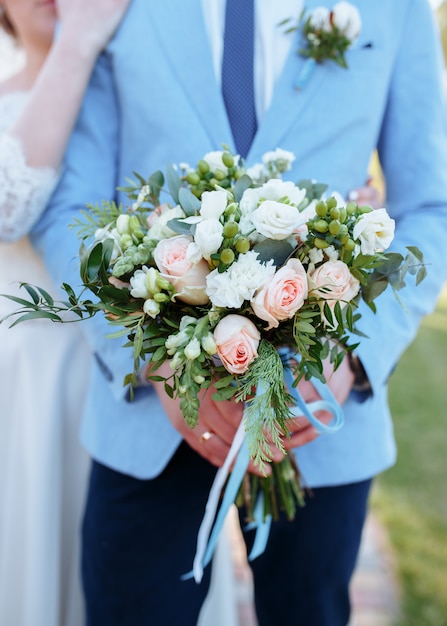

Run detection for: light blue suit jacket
[[32, 0, 447, 486]]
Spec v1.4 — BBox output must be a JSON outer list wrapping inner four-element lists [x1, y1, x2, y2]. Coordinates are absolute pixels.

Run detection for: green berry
[[198, 160, 210, 174], [222, 152, 234, 168], [186, 172, 200, 185], [329, 220, 341, 236], [329, 207, 340, 220], [313, 219, 329, 233], [326, 197, 338, 210], [220, 248, 235, 264], [314, 237, 330, 249], [224, 221, 239, 238], [315, 201, 327, 218], [235, 237, 250, 254]]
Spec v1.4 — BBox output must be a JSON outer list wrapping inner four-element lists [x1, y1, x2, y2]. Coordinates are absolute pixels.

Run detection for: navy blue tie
[[222, 0, 257, 159]]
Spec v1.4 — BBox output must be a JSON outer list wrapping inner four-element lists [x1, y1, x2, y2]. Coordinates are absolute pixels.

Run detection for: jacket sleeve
[[31, 51, 135, 402], [353, 0, 447, 391]]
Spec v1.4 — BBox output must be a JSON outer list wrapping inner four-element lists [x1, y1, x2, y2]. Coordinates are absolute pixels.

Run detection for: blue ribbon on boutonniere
[[183, 351, 344, 584]]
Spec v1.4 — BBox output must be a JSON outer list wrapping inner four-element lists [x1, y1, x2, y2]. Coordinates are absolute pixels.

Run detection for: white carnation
[[206, 251, 275, 308]]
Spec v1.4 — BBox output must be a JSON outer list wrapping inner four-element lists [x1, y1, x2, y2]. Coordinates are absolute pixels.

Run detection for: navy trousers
[[82, 443, 371, 626]]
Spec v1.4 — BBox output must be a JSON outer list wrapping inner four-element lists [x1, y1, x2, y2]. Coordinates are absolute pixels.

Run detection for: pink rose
[[251, 258, 308, 330], [153, 235, 210, 305], [213, 315, 261, 375], [310, 260, 360, 307]]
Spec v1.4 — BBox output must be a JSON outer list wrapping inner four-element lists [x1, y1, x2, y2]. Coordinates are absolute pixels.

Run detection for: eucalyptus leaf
[[166, 218, 194, 236], [179, 187, 201, 216], [252, 239, 294, 266], [234, 175, 253, 202], [148, 171, 164, 199], [166, 162, 181, 204]]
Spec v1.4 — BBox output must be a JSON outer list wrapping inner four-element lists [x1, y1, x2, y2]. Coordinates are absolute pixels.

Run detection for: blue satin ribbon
[[184, 351, 344, 582], [295, 57, 317, 90]]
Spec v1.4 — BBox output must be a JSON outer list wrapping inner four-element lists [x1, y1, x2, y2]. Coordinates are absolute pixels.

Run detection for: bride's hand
[[56, 0, 132, 58]]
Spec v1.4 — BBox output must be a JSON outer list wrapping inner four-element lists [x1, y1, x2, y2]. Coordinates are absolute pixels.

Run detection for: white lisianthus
[[262, 148, 296, 172], [146, 204, 186, 240], [194, 219, 224, 260], [143, 298, 161, 318], [200, 190, 228, 220], [130, 267, 151, 299], [251, 200, 303, 240], [201, 332, 217, 355], [331, 2, 362, 41], [309, 6, 331, 31], [184, 338, 201, 360], [353, 208, 395, 255], [194, 375, 205, 384], [206, 251, 275, 308]]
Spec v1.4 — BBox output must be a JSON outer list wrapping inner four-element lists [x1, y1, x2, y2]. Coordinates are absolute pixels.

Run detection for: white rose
[[251, 200, 304, 240], [309, 6, 331, 31], [206, 251, 275, 308], [353, 208, 395, 255], [194, 218, 224, 260], [240, 179, 306, 215], [331, 2, 362, 41], [116, 214, 131, 235], [200, 190, 228, 220]]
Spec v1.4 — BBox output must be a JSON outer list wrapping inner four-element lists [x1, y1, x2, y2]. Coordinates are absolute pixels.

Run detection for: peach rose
[[153, 235, 210, 305], [310, 260, 360, 307], [251, 258, 308, 330], [213, 315, 261, 375]]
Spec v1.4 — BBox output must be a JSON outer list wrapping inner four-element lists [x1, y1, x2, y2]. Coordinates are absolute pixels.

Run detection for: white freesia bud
[[184, 338, 201, 360], [179, 316, 198, 331], [201, 332, 217, 355], [170, 352, 184, 371], [143, 298, 161, 318], [200, 190, 228, 220], [193, 375, 205, 384], [331, 2, 362, 40], [145, 267, 161, 294], [116, 214, 131, 235], [353, 208, 395, 255], [94, 225, 122, 261]]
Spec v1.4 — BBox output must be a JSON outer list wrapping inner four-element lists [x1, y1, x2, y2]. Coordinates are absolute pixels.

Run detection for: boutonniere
[[283, 2, 362, 90]]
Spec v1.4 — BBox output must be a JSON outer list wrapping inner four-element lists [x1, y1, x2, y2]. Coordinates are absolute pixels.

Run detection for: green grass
[[372, 288, 447, 626]]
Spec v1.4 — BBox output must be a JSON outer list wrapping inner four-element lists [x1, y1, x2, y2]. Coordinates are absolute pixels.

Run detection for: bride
[[0, 1, 131, 625]]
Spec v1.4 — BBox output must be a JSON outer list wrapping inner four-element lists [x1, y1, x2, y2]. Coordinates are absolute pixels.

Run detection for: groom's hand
[[151, 361, 281, 475]]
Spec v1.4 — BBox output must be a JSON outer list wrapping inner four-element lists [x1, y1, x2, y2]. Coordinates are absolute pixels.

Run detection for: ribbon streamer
[[185, 353, 344, 583], [295, 57, 317, 90]]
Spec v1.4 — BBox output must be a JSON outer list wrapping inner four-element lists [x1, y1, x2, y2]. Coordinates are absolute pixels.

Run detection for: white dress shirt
[[201, 0, 303, 121]]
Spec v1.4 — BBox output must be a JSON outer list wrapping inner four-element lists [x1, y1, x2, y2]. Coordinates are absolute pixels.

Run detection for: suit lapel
[[147, 0, 233, 149], [249, 0, 329, 159]]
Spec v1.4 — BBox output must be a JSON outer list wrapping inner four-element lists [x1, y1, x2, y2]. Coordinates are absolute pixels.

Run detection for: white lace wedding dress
[[0, 92, 91, 626]]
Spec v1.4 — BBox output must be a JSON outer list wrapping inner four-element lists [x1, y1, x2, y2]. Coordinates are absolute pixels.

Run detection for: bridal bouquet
[[2, 147, 424, 523]]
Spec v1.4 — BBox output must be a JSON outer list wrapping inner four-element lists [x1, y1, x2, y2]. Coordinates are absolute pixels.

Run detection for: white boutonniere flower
[[282, 2, 362, 89]]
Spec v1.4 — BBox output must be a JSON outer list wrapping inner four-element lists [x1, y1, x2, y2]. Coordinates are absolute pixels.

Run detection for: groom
[[32, 1, 447, 624]]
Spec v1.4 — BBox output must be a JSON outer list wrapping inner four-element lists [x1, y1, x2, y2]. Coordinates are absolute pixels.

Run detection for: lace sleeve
[[0, 132, 59, 242]]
